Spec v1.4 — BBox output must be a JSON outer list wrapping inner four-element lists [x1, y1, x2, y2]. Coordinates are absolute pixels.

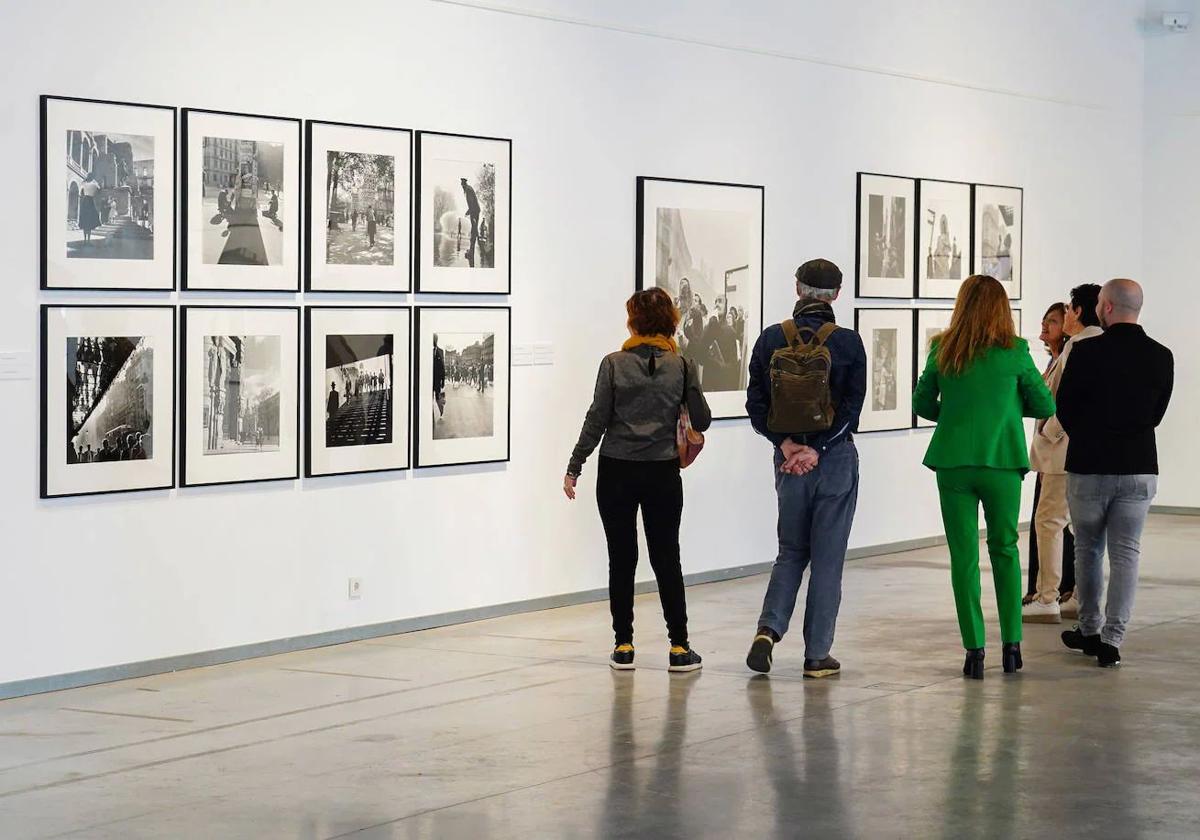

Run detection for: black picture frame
[[971, 182, 1024, 301], [914, 177, 973, 301], [854, 306, 915, 433], [304, 119, 414, 294], [855, 172, 917, 300], [304, 305, 413, 478], [179, 305, 301, 487], [413, 130, 513, 295], [40, 303, 177, 498], [412, 305, 512, 468], [41, 95, 178, 291], [634, 175, 765, 421], [180, 107, 303, 292]]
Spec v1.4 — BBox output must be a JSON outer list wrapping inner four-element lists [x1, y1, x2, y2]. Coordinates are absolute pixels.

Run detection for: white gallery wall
[[0, 0, 1156, 687]]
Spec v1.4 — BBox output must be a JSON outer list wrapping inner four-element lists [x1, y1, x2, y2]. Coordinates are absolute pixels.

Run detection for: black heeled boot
[[1002, 642, 1023, 674], [962, 648, 985, 680]]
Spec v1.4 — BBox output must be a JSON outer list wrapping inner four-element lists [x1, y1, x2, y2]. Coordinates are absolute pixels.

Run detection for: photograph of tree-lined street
[[325, 151, 396, 266]]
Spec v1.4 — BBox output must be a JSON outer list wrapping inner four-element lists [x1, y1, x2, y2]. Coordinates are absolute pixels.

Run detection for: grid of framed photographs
[[38, 94, 514, 496]]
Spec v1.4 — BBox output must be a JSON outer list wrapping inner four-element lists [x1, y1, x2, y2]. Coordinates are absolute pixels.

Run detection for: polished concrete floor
[[3, 514, 1200, 839]]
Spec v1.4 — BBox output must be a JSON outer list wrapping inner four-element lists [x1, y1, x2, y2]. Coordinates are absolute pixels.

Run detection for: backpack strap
[[814, 322, 839, 345], [780, 319, 801, 348]]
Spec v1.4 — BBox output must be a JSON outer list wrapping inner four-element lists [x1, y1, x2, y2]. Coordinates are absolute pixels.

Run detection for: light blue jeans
[[758, 442, 859, 660], [1067, 473, 1157, 647]]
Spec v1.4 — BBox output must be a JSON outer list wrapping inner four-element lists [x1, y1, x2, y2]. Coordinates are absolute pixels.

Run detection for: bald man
[[1054, 279, 1174, 668]]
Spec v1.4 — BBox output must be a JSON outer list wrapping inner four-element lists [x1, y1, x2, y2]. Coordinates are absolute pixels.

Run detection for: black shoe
[[668, 647, 703, 672], [610, 644, 635, 671], [1096, 642, 1121, 668], [1062, 626, 1101, 657], [963, 648, 985, 680], [746, 631, 776, 674], [1002, 642, 1023, 674], [803, 656, 840, 678]]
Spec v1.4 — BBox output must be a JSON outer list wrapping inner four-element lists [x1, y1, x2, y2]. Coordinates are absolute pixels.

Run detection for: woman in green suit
[[914, 275, 1055, 679]]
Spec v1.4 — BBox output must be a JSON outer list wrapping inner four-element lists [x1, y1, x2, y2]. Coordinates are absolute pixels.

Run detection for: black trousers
[[1026, 474, 1077, 597], [596, 456, 689, 647]]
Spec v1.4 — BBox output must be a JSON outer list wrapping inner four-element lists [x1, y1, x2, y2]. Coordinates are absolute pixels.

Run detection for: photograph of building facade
[[202, 335, 282, 455], [67, 336, 154, 464], [64, 130, 155, 259]]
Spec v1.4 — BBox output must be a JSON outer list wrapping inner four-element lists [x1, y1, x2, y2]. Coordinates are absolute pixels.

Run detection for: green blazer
[[913, 338, 1055, 473]]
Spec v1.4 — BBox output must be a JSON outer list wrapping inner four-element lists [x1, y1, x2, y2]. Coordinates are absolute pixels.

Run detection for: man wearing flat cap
[[744, 258, 867, 679]]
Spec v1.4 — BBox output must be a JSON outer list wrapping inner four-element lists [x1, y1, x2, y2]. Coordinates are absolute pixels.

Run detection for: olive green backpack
[[766, 320, 839, 434]]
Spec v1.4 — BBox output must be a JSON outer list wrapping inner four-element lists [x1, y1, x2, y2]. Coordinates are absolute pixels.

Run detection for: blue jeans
[[1067, 473, 1157, 647], [757, 441, 859, 660]]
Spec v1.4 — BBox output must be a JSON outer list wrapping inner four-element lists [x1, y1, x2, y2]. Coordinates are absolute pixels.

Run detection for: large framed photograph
[[180, 306, 300, 487], [635, 176, 763, 420], [855, 308, 914, 433], [414, 131, 511, 294], [973, 184, 1023, 300], [914, 308, 953, 429], [41, 305, 175, 498], [306, 306, 411, 477], [41, 96, 175, 290], [856, 173, 916, 299], [181, 108, 301, 291], [414, 307, 510, 468], [305, 120, 412, 293], [916, 178, 970, 300]]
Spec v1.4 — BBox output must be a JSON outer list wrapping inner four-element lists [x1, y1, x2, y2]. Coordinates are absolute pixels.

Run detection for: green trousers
[[935, 467, 1024, 649]]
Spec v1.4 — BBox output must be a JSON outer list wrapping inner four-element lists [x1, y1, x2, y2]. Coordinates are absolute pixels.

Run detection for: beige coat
[[1029, 325, 1104, 474]]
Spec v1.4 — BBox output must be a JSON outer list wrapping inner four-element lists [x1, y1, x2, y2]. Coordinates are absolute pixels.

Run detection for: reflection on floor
[[2, 515, 1199, 838]]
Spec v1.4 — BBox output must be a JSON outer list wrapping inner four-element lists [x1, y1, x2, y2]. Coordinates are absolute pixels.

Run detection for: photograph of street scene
[[431, 332, 495, 440], [430, 159, 495, 269], [202, 335, 281, 455], [324, 334, 393, 448], [325, 151, 395, 266], [201, 138, 284, 266], [66, 336, 153, 464], [64, 131, 155, 260]]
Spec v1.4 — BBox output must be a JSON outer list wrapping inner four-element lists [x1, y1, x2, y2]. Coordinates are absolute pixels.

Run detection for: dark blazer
[[1056, 323, 1174, 475]]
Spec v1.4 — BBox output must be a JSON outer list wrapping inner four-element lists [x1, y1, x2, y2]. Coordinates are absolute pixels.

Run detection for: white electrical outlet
[[348, 577, 363, 600]]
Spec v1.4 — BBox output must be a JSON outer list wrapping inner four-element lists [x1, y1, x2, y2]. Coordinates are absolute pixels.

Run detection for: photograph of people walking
[[324, 152, 395, 266], [431, 332, 495, 440], [324, 334, 393, 448], [63, 131, 155, 261], [201, 137, 285, 267]]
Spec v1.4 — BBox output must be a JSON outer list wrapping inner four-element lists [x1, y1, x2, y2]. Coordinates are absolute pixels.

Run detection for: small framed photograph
[[635, 176, 764, 420], [41, 305, 175, 497], [972, 184, 1023, 300], [305, 120, 413, 293], [913, 308, 953, 428], [414, 131, 511, 294], [855, 308, 914, 433], [413, 306, 510, 467], [181, 108, 301, 291], [916, 178, 971, 300], [856, 173, 916, 299], [41, 95, 176, 290], [180, 306, 300, 487], [305, 306, 412, 477], [1012, 308, 1023, 340]]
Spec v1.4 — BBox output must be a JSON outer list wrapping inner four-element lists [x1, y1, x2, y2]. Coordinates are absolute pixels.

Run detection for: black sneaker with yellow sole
[[746, 633, 775, 674], [803, 656, 840, 678]]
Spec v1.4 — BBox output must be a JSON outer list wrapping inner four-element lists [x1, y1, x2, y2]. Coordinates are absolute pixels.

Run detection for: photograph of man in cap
[[743, 258, 867, 679]]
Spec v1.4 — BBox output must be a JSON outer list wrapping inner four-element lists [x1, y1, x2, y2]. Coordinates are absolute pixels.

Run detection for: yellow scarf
[[621, 334, 678, 353]]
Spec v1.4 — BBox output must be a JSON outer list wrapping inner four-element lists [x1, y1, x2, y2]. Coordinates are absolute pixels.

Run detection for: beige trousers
[[1034, 472, 1071, 603]]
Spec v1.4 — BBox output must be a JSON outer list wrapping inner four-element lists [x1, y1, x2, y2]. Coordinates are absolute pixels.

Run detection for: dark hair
[[626, 288, 680, 337], [1042, 302, 1066, 320], [1069, 284, 1102, 327]]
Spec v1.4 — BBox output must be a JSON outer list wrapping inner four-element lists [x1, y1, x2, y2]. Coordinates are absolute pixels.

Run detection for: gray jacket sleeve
[[567, 357, 614, 476], [684, 358, 712, 432]]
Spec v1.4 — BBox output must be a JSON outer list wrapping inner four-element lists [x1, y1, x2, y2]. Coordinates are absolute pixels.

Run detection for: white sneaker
[[1059, 593, 1079, 619], [1022, 599, 1062, 624]]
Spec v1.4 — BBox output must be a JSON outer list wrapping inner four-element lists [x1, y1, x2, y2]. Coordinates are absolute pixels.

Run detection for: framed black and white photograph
[[305, 306, 411, 477], [856, 173, 916, 299], [916, 178, 971, 300], [973, 183, 1023, 299], [1012, 308, 1023, 341], [914, 308, 953, 429], [41, 305, 175, 497], [305, 120, 412, 293], [635, 176, 763, 420], [181, 108, 301, 291], [41, 96, 176, 290], [414, 131, 511, 294], [180, 306, 300, 486], [854, 308, 914, 433], [414, 306, 510, 467]]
